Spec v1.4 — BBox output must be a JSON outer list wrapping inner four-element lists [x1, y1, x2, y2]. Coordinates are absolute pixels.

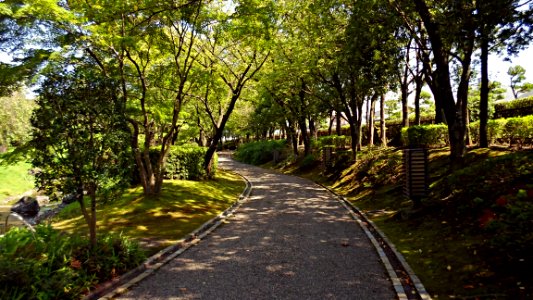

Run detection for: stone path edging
[[319, 183, 432, 300], [84, 171, 252, 300]]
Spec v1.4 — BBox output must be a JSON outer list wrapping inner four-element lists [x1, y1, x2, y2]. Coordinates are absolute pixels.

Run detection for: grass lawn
[[0, 159, 34, 203], [52, 170, 245, 255]]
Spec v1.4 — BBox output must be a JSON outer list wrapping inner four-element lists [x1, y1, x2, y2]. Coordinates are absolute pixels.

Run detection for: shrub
[[0, 225, 145, 299], [316, 135, 349, 149], [149, 145, 216, 180], [494, 96, 533, 118], [234, 140, 287, 165], [164, 145, 216, 180], [469, 116, 533, 146], [401, 124, 449, 148]]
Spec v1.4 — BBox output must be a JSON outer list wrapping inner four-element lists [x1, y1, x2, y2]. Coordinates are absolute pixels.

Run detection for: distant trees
[[0, 90, 34, 151], [508, 65, 533, 99]]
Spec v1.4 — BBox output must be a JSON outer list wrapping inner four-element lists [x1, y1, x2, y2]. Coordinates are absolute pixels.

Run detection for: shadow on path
[[117, 154, 395, 300]]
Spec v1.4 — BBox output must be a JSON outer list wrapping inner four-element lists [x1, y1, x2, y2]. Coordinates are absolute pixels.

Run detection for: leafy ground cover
[[0, 158, 34, 203], [273, 147, 533, 299], [52, 170, 245, 255], [1, 169, 244, 299]]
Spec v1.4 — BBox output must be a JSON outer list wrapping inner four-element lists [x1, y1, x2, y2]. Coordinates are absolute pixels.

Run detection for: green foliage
[[0, 158, 33, 202], [508, 65, 533, 99], [487, 187, 533, 262], [234, 140, 287, 165], [31, 60, 132, 201], [301, 153, 319, 169], [316, 135, 349, 149], [468, 81, 505, 121], [0, 90, 35, 149], [431, 152, 533, 211], [494, 96, 533, 118], [469, 116, 533, 146], [0, 225, 145, 300], [150, 145, 217, 180], [401, 124, 449, 148]]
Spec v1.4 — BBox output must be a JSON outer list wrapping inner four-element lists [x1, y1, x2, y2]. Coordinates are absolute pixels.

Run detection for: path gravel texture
[[117, 155, 396, 300]]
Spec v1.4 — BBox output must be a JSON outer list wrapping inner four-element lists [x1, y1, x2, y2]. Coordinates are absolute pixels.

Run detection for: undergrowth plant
[[234, 140, 287, 165], [0, 225, 145, 300]]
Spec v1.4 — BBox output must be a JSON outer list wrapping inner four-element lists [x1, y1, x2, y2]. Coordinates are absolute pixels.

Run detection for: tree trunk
[[380, 94, 387, 147], [328, 111, 334, 135], [414, 76, 423, 125], [309, 117, 317, 140], [369, 94, 377, 146], [336, 111, 342, 135], [401, 85, 409, 128], [204, 92, 240, 176], [413, 0, 468, 162], [479, 34, 489, 148], [78, 187, 97, 250], [357, 99, 363, 151]]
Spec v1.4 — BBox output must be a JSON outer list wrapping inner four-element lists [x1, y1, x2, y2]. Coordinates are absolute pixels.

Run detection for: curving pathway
[[116, 155, 396, 300]]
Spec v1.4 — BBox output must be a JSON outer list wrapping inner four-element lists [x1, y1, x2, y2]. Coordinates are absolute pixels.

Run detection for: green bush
[[469, 116, 533, 146], [494, 96, 533, 118], [149, 144, 216, 180], [401, 124, 448, 148], [316, 135, 349, 149], [164, 145, 216, 180], [234, 140, 287, 165], [0, 225, 145, 299]]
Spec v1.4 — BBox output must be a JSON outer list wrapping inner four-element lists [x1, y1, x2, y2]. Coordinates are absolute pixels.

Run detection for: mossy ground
[[275, 146, 533, 299], [52, 170, 245, 255]]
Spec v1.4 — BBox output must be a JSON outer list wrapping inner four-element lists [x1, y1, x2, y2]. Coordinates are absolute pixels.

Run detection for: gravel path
[[117, 155, 396, 300]]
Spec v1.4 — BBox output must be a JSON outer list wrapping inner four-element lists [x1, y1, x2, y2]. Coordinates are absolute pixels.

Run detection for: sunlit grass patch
[[0, 160, 34, 203], [52, 170, 245, 255]]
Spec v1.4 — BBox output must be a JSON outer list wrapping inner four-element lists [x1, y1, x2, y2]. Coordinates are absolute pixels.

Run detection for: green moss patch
[[52, 170, 245, 255]]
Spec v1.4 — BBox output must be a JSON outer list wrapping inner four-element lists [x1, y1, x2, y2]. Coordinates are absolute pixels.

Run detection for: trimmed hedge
[[401, 124, 449, 148], [470, 115, 533, 147], [316, 135, 350, 149], [234, 140, 287, 165], [494, 96, 533, 118], [150, 145, 216, 180], [402, 116, 533, 148]]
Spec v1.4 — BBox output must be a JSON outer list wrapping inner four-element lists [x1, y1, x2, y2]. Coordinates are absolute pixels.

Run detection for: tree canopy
[[2, 0, 532, 172]]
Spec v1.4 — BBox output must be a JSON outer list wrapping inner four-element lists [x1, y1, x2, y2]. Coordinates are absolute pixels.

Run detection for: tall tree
[[476, 0, 531, 147], [31, 60, 131, 248]]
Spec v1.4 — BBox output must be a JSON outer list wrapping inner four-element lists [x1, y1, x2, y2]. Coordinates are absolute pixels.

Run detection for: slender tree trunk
[[336, 111, 342, 135], [380, 94, 387, 147], [309, 117, 317, 140], [369, 94, 377, 146], [401, 86, 409, 128], [357, 99, 363, 151], [204, 92, 240, 176], [479, 34, 489, 147], [414, 77, 423, 125], [328, 111, 334, 135]]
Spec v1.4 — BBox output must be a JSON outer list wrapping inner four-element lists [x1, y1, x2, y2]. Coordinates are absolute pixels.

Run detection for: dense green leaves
[[31, 58, 132, 246], [0, 225, 145, 300]]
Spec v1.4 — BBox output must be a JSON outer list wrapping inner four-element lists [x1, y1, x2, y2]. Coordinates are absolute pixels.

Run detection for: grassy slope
[[53, 170, 245, 255], [0, 160, 34, 203], [279, 147, 533, 299]]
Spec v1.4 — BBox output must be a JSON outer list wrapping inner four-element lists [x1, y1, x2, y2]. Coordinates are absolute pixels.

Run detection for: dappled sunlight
[[50, 170, 245, 254]]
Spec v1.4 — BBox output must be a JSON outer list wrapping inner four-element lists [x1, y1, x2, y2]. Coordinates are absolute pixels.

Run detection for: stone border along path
[[93, 154, 430, 300]]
